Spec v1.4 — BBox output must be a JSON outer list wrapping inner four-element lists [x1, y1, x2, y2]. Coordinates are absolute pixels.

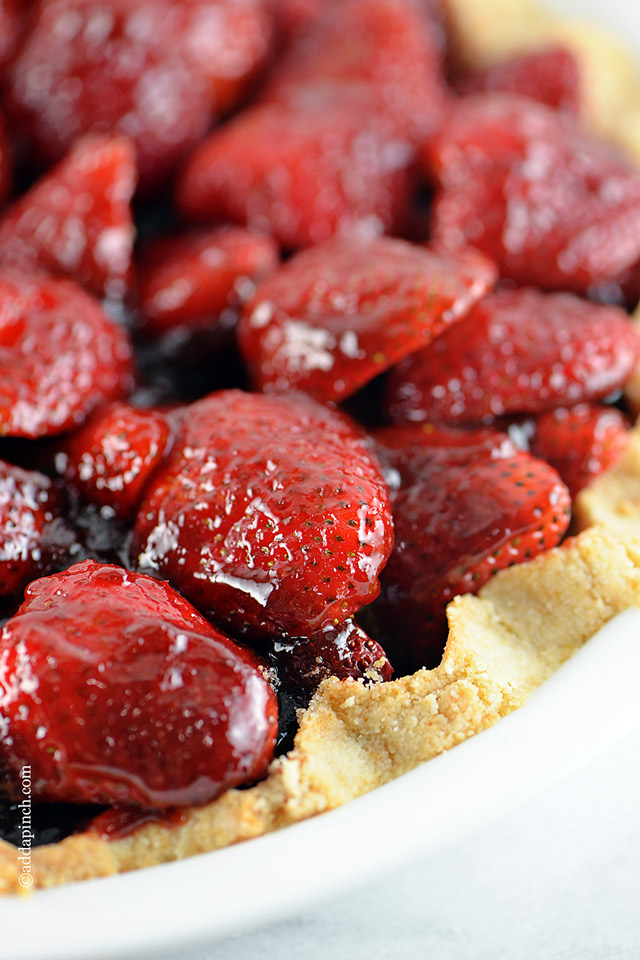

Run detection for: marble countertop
[[163, 722, 640, 960]]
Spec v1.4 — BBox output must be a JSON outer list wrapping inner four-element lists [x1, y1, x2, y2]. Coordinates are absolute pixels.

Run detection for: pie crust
[[3, 0, 640, 894]]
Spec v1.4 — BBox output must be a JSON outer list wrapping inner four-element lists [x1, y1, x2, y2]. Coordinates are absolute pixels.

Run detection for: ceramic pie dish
[[0, 0, 640, 938]]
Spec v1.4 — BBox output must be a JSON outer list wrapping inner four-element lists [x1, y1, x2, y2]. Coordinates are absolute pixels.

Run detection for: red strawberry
[[132, 390, 394, 640], [458, 48, 580, 113], [0, 0, 27, 70], [272, 620, 393, 706], [0, 269, 134, 438], [277, 0, 324, 40], [385, 288, 640, 426], [425, 93, 640, 294], [0, 135, 136, 299], [57, 403, 172, 520], [265, 0, 449, 141], [372, 424, 571, 668], [530, 404, 631, 497], [239, 236, 497, 403], [4, 0, 273, 190], [175, 91, 416, 250], [0, 559, 278, 808], [0, 459, 62, 599], [138, 227, 279, 339]]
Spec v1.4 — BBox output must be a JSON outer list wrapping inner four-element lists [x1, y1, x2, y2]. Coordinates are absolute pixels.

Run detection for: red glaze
[[0, 135, 136, 299], [0, 270, 134, 438], [459, 48, 580, 113], [4, 0, 273, 190], [89, 805, 188, 840], [58, 403, 172, 520], [0, 459, 61, 599], [425, 93, 640, 294], [273, 620, 393, 704], [138, 227, 279, 339], [0, 112, 11, 208], [531, 404, 631, 497], [385, 288, 640, 426], [0, 560, 278, 808], [239, 236, 497, 403], [373, 424, 571, 668], [132, 390, 394, 640]]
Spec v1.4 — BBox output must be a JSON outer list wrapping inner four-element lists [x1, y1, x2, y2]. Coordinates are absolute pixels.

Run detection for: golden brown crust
[[4, 0, 640, 897]]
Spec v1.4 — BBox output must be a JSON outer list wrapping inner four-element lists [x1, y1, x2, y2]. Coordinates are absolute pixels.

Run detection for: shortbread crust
[[3, 0, 640, 895]]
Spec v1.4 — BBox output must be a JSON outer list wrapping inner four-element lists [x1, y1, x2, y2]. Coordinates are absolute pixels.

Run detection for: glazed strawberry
[[272, 620, 393, 706], [132, 390, 394, 640], [57, 403, 172, 520], [0, 459, 61, 599], [0, 0, 26, 71], [0, 135, 136, 299], [277, 0, 324, 40], [239, 236, 497, 403], [266, 0, 449, 141], [175, 92, 416, 250], [386, 288, 640, 426], [372, 425, 571, 668], [530, 404, 630, 498], [0, 560, 278, 808], [459, 48, 580, 113], [425, 93, 640, 294], [0, 270, 134, 438], [4, 0, 272, 190], [138, 227, 279, 339]]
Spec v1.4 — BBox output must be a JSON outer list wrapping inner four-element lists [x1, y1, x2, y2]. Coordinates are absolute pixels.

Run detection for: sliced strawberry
[[57, 403, 172, 521], [175, 92, 416, 250], [372, 424, 571, 669], [0, 559, 278, 808], [530, 404, 631, 498], [272, 620, 393, 707], [132, 390, 394, 640], [458, 48, 580, 113], [138, 227, 279, 339], [0, 270, 134, 438], [239, 236, 497, 403], [5, 0, 217, 190], [425, 93, 640, 294], [386, 288, 640, 426], [0, 459, 62, 599], [0, 135, 136, 299]]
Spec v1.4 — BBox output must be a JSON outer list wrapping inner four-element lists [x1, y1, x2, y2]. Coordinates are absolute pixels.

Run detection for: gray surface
[[164, 724, 640, 959]]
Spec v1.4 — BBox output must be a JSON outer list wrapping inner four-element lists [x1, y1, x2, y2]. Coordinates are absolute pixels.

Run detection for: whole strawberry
[[531, 404, 631, 497], [239, 236, 497, 403], [57, 403, 173, 521], [0, 560, 278, 808], [0, 135, 136, 300], [0, 270, 134, 438], [0, 459, 62, 599], [425, 93, 640, 294], [132, 390, 394, 640], [386, 288, 640, 426], [373, 424, 571, 668]]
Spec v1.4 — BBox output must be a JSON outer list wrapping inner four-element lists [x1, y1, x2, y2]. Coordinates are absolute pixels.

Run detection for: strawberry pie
[[3, 0, 640, 893]]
